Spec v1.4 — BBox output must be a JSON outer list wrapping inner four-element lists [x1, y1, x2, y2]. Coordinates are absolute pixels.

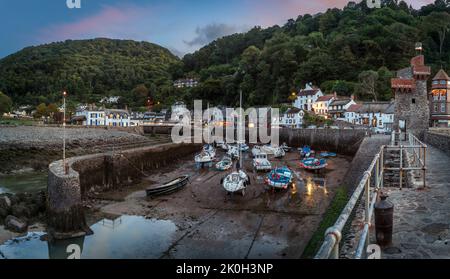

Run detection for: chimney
[[333, 91, 337, 99], [351, 94, 355, 101]]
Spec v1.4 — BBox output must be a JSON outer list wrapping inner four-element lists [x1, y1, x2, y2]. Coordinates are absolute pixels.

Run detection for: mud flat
[[87, 150, 351, 259]]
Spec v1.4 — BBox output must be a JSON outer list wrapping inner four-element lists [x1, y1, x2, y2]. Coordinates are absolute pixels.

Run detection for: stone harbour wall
[[47, 143, 200, 238], [424, 131, 450, 158]]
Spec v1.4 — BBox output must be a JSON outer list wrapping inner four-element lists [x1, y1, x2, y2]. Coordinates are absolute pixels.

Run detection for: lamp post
[[63, 91, 67, 174]]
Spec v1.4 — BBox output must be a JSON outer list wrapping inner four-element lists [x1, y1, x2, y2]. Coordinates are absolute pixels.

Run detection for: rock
[[5, 215, 28, 233], [11, 202, 32, 219], [0, 195, 12, 209]]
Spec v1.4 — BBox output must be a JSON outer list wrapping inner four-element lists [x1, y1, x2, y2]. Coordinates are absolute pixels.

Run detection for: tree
[[132, 84, 149, 107], [34, 103, 48, 118], [0, 91, 13, 115], [424, 12, 450, 62], [357, 71, 379, 101]]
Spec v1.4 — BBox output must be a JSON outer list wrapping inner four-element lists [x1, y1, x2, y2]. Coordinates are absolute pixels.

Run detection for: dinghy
[[280, 142, 292, 152], [195, 151, 214, 168], [319, 152, 337, 158], [222, 170, 250, 195], [146, 175, 190, 197], [216, 156, 233, 171], [227, 145, 240, 159], [299, 157, 328, 170], [203, 144, 216, 158], [299, 146, 314, 158], [238, 143, 250, 152], [273, 147, 285, 158], [264, 166, 293, 189], [253, 152, 272, 171]]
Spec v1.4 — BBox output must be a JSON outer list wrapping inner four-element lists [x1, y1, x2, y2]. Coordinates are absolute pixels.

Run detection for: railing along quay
[[314, 132, 427, 259]]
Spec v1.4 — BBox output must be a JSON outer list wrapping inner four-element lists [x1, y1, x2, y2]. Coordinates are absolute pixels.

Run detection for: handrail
[[315, 132, 427, 259]]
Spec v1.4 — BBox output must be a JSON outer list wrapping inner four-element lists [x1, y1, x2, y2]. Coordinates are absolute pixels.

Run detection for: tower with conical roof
[[429, 69, 450, 127], [391, 55, 430, 138]]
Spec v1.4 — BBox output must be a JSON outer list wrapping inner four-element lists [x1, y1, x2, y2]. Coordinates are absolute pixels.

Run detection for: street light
[[63, 91, 67, 174]]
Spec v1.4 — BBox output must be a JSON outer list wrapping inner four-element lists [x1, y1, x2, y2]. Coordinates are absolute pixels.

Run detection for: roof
[[357, 102, 394, 114], [71, 115, 86, 121], [330, 99, 352, 106], [285, 107, 302, 114], [316, 95, 335, 102], [433, 69, 450, 81], [391, 78, 416, 89], [347, 104, 363, 113]]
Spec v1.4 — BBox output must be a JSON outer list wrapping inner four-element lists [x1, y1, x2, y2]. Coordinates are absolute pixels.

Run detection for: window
[[434, 94, 439, 101], [379, 119, 383, 126], [434, 104, 438, 112], [441, 103, 446, 113], [433, 80, 439, 85], [412, 98, 416, 104], [441, 80, 447, 85]]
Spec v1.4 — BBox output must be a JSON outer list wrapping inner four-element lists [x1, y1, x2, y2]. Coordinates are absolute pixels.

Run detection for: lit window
[[441, 80, 447, 85], [441, 103, 446, 113]]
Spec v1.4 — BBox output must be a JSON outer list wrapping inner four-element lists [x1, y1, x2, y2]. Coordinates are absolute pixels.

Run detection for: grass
[[301, 186, 349, 258], [0, 117, 35, 126]]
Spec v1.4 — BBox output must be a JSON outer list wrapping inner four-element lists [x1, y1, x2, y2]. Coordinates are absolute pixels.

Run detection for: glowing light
[[248, 122, 255, 128], [306, 177, 313, 196]]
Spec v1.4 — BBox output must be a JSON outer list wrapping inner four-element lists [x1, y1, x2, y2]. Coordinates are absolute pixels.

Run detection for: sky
[[0, 0, 436, 58]]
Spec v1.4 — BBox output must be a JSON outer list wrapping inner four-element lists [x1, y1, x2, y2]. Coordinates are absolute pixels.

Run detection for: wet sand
[[87, 150, 351, 259]]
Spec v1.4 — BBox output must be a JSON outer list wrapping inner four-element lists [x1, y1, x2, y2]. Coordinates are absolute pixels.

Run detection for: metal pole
[[423, 146, 426, 188], [63, 91, 67, 174], [399, 145, 403, 190], [365, 172, 371, 248]]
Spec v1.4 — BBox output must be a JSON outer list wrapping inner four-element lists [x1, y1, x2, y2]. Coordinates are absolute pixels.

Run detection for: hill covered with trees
[[0, 38, 181, 108], [180, 0, 450, 106]]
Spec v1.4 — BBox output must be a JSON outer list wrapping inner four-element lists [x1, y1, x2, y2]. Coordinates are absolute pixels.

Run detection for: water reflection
[[0, 216, 177, 259], [0, 172, 47, 194]]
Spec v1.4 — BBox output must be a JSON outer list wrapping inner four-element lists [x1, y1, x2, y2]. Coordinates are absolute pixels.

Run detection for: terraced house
[[429, 69, 450, 127]]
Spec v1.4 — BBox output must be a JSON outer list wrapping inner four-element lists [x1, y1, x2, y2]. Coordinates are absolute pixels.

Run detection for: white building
[[328, 97, 356, 120], [75, 109, 130, 127], [312, 94, 336, 117], [100, 96, 121, 104], [293, 83, 324, 111], [280, 108, 304, 128], [355, 102, 395, 133], [344, 104, 363, 124], [173, 79, 199, 88], [170, 101, 190, 122]]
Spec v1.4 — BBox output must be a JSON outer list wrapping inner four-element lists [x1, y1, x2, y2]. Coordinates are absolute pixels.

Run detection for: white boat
[[215, 140, 229, 151], [251, 145, 262, 157], [222, 89, 250, 195], [203, 144, 216, 158], [216, 156, 233, 171], [253, 152, 272, 171], [195, 151, 213, 164], [238, 143, 250, 152], [273, 147, 285, 158], [222, 170, 250, 195], [261, 145, 285, 158], [227, 145, 240, 159]]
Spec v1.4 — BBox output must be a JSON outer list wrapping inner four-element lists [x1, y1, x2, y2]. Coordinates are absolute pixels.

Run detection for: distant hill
[[0, 38, 180, 107]]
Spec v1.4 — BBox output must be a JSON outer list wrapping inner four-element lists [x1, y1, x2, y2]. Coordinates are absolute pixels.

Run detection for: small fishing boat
[[238, 143, 250, 152], [146, 175, 190, 197], [299, 146, 314, 158], [319, 152, 337, 158], [215, 140, 229, 151], [227, 145, 240, 159], [251, 145, 262, 157], [264, 166, 293, 189], [261, 144, 277, 155], [273, 147, 286, 158], [253, 152, 272, 171], [222, 170, 250, 195], [195, 151, 214, 168], [299, 157, 328, 170], [216, 156, 233, 171], [280, 142, 292, 152], [203, 144, 216, 158]]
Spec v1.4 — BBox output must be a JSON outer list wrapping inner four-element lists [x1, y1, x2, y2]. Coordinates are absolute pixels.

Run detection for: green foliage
[[303, 111, 333, 127], [0, 91, 13, 114], [0, 38, 179, 108], [181, 2, 450, 105], [302, 187, 348, 258]]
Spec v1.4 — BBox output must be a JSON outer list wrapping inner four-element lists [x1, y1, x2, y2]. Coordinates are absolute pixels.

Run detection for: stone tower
[[391, 55, 430, 138]]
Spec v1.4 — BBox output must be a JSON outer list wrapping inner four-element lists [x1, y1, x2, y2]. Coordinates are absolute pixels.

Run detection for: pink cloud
[[38, 5, 145, 42]]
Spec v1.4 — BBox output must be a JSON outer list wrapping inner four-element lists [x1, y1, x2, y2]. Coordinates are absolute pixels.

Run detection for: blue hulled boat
[[319, 152, 337, 158], [264, 166, 293, 189], [299, 158, 327, 170]]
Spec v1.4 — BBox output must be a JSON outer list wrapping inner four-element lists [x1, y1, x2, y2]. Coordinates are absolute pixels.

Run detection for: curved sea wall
[[47, 143, 200, 239]]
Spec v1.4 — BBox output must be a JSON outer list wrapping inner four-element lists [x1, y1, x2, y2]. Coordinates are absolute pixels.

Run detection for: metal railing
[[315, 132, 427, 259]]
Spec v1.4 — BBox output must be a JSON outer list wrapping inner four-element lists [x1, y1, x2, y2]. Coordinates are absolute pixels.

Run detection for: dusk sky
[[0, 0, 435, 58]]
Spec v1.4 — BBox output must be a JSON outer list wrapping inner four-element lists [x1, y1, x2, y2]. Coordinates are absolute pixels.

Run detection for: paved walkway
[[383, 145, 450, 259]]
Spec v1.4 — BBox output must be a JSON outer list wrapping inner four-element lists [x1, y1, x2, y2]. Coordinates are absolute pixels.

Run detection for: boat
[[227, 145, 240, 159], [215, 140, 229, 151], [251, 145, 262, 157], [264, 166, 293, 189], [261, 145, 285, 158], [280, 142, 292, 152], [146, 175, 190, 197], [216, 156, 233, 171], [299, 157, 328, 170], [222, 170, 250, 195], [319, 152, 337, 158], [203, 144, 216, 158], [273, 147, 286, 158], [253, 152, 272, 171], [238, 143, 250, 152], [299, 145, 314, 158], [195, 151, 214, 168], [222, 89, 250, 196]]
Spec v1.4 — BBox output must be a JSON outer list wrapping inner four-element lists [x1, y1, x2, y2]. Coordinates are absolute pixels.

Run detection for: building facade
[[75, 109, 130, 127], [328, 97, 356, 119], [429, 69, 450, 127], [391, 55, 430, 138], [293, 83, 324, 111], [280, 108, 304, 128], [313, 95, 335, 117]]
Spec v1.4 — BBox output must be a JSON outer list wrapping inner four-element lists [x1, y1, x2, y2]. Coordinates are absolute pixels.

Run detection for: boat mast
[[239, 89, 243, 170]]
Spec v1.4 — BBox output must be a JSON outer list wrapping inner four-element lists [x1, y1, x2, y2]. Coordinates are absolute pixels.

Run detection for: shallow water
[[0, 216, 177, 259], [0, 172, 47, 194]]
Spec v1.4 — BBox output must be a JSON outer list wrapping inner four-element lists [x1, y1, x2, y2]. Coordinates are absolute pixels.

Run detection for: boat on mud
[[319, 151, 337, 158], [222, 169, 250, 195], [146, 175, 190, 197], [299, 145, 315, 158], [203, 144, 216, 158], [259, 145, 285, 158], [299, 157, 328, 170], [253, 152, 272, 171], [227, 145, 240, 159], [264, 166, 293, 189], [238, 143, 250, 152], [216, 156, 233, 171], [280, 142, 292, 152]]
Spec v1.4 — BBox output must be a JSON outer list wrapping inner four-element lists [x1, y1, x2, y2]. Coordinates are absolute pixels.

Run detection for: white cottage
[[293, 83, 324, 111]]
